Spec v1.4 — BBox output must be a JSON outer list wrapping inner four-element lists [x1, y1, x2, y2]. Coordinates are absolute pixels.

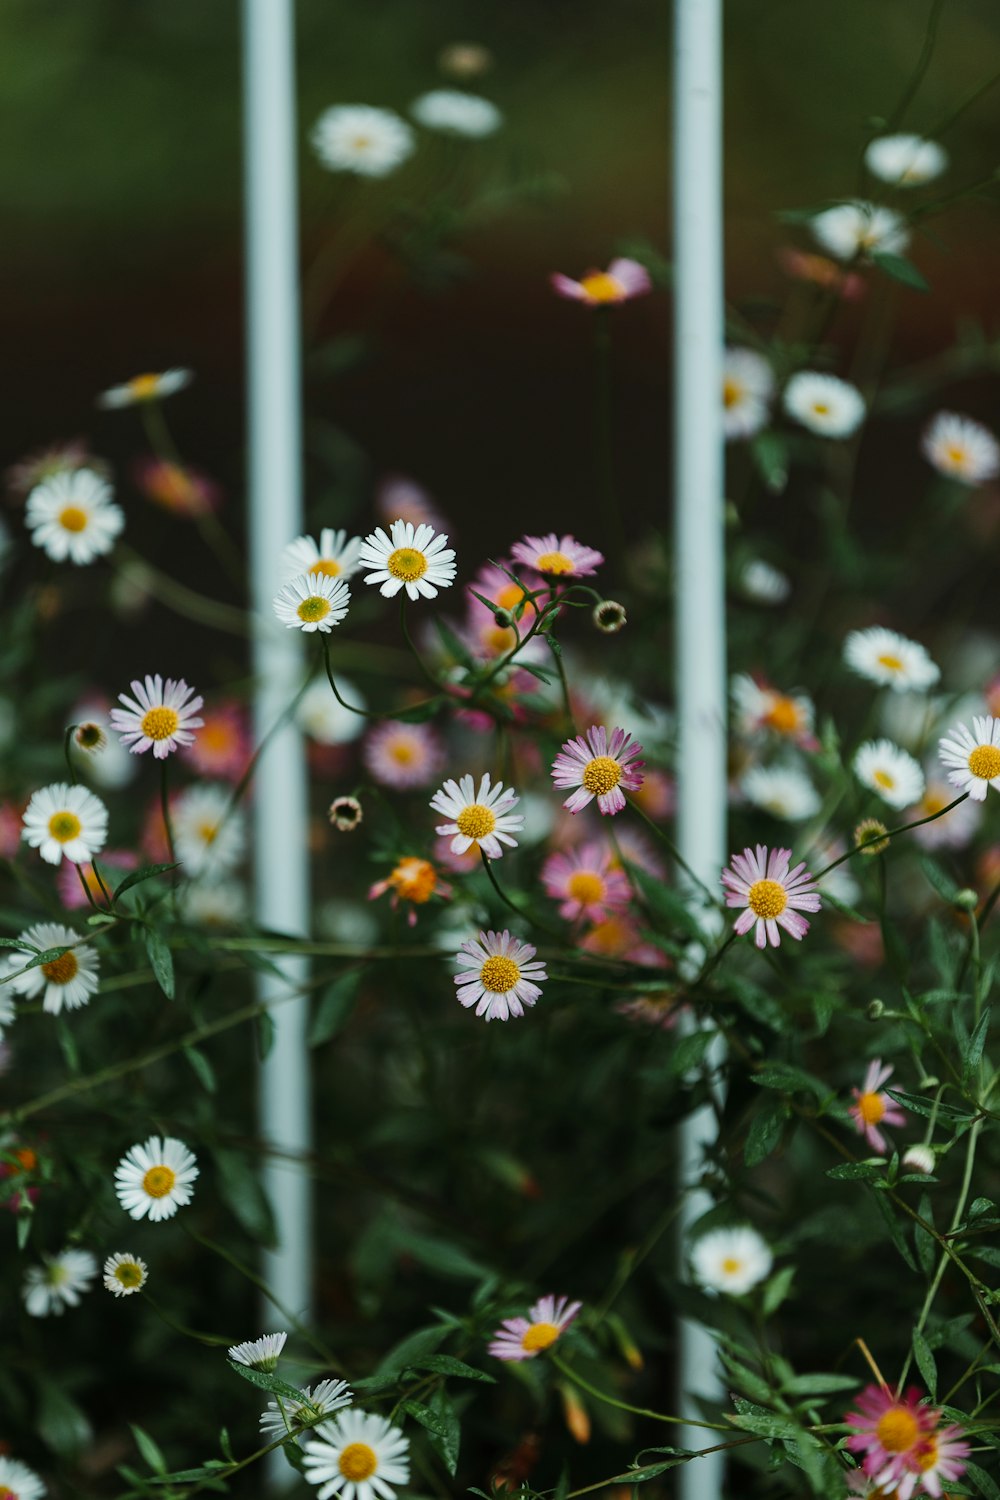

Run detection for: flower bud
[[854, 817, 889, 856], [328, 795, 363, 832], [902, 1144, 936, 1176], [593, 600, 627, 634], [954, 887, 978, 910], [867, 998, 884, 1020]]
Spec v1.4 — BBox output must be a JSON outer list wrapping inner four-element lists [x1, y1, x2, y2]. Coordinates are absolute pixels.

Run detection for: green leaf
[[375, 1325, 449, 1378], [143, 926, 175, 1000], [256, 1009, 276, 1061], [752, 1065, 828, 1100], [750, 430, 789, 494], [36, 1378, 94, 1456], [227, 1362, 305, 1403], [781, 1373, 858, 1396], [309, 969, 364, 1048], [912, 1331, 937, 1399], [872, 251, 929, 292], [826, 1162, 884, 1181], [873, 1188, 917, 1271], [0, 936, 40, 952], [401, 1391, 461, 1476], [627, 1458, 686, 1481], [184, 1045, 216, 1093], [393, 697, 443, 724], [728, 1409, 804, 1440], [963, 1006, 991, 1083], [745, 1099, 788, 1167], [212, 1148, 277, 1247], [965, 1460, 1000, 1500], [113, 863, 179, 899], [667, 1028, 717, 1077], [919, 855, 961, 905], [130, 1424, 168, 1475], [413, 1354, 496, 1384], [762, 1265, 795, 1317]]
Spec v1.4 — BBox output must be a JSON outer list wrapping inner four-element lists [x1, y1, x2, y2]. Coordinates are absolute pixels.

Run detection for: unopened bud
[[493, 607, 513, 628], [902, 1145, 936, 1176], [593, 599, 627, 634], [558, 1384, 591, 1445], [954, 888, 978, 911], [867, 998, 884, 1020], [854, 818, 889, 856], [72, 721, 107, 754], [328, 795, 363, 832]]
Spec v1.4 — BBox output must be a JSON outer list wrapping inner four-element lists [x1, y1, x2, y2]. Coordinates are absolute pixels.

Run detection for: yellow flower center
[[873, 769, 896, 790], [567, 871, 605, 905], [312, 558, 342, 577], [338, 1442, 378, 1481], [746, 878, 788, 920], [722, 377, 743, 409], [141, 706, 181, 742], [484, 624, 517, 654], [297, 596, 331, 624], [41, 951, 79, 985], [0, 1485, 15, 1499], [350, 136, 373, 153], [128, 373, 162, 400], [390, 740, 415, 764], [58, 505, 89, 532], [945, 444, 968, 469], [584, 915, 632, 955], [389, 857, 437, 903], [876, 652, 904, 672], [496, 582, 531, 613], [48, 811, 82, 844], [875, 1406, 921, 1454], [198, 821, 219, 846], [922, 792, 946, 816], [914, 1434, 940, 1473], [536, 550, 576, 575], [202, 721, 236, 752], [579, 271, 623, 303], [142, 1165, 177, 1199], [455, 803, 497, 841], [480, 955, 522, 993], [763, 696, 801, 734], [968, 744, 1000, 781], [387, 547, 427, 582], [115, 1261, 144, 1288], [857, 1090, 885, 1126], [521, 1321, 561, 1352], [721, 1256, 744, 1276], [810, 401, 830, 416], [581, 756, 623, 796]]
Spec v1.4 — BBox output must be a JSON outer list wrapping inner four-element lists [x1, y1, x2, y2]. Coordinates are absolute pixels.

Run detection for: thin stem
[[478, 849, 565, 940], [142, 1291, 226, 1346], [884, 0, 948, 133], [814, 793, 969, 879], [400, 594, 441, 688], [626, 795, 722, 908], [159, 760, 177, 868], [549, 1352, 729, 1432]]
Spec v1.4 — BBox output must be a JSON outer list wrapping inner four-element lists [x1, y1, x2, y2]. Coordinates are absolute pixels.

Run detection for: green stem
[[399, 594, 441, 688], [625, 795, 722, 909], [813, 793, 970, 879], [141, 1291, 226, 1346], [884, 0, 947, 132], [549, 1352, 729, 1431], [478, 849, 565, 940]]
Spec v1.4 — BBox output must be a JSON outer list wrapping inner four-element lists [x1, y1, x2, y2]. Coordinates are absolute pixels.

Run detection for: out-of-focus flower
[[843, 626, 940, 693], [865, 133, 947, 186], [810, 201, 909, 261], [22, 1247, 97, 1316], [921, 410, 1000, 486], [777, 246, 865, 299], [541, 843, 631, 923], [98, 369, 192, 409], [281, 529, 363, 585], [22, 783, 108, 866], [25, 469, 124, 564], [359, 520, 456, 601], [273, 572, 351, 633], [172, 783, 245, 878], [229, 1332, 288, 1371], [114, 1135, 199, 1222], [178, 879, 248, 929], [739, 558, 790, 604], [311, 105, 415, 178], [302, 1410, 409, 1500], [431, 772, 523, 859], [740, 764, 821, 821], [411, 89, 502, 136], [732, 675, 817, 748], [298, 677, 366, 745], [374, 474, 447, 533], [854, 739, 925, 809], [845, 1384, 936, 1495], [511, 531, 604, 579], [489, 1295, 582, 1360], [6, 437, 106, 500], [5, 923, 99, 1015], [552, 725, 644, 816], [103, 1252, 148, 1297], [133, 456, 221, 517], [0, 1456, 46, 1500], [550, 258, 651, 307], [260, 1378, 354, 1443], [854, 818, 890, 856], [57, 850, 135, 911], [328, 796, 363, 832], [111, 674, 204, 759], [690, 1227, 773, 1295], [909, 777, 980, 849], [939, 715, 1000, 801], [438, 41, 493, 79], [363, 721, 446, 790], [721, 844, 821, 949], [902, 1144, 936, 1176], [454, 929, 547, 1021], [849, 1058, 906, 1152], [722, 348, 774, 440], [183, 702, 250, 781], [783, 371, 865, 437], [369, 856, 450, 925]]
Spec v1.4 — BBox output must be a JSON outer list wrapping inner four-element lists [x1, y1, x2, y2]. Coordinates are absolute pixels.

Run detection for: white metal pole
[[672, 0, 726, 1495], [241, 0, 312, 1331]]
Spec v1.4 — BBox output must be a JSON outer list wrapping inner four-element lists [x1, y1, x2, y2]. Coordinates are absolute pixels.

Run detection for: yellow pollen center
[[480, 954, 522, 993], [721, 1256, 743, 1275], [811, 401, 830, 416], [536, 550, 576, 575], [915, 1435, 939, 1472], [485, 624, 517, 653], [945, 444, 968, 468], [129, 373, 162, 400], [567, 871, 606, 905], [969, 744, 1000, 781], [746, 878, 788, 920], [581, 756, 623, 796], [579, 271, 623, 303], [764, 697, 801, 734], [857, 1090, 885, 1126], [202, 722, 235, 751], [198, 822, 219, 845], [351, 136, 373, 152], [116, 1262, 144, 1288], [722, 377, 743, 408], [873, 769, 896, 790], [387, 546, 427, 582], [390, 858, 437, 903], [390, 741, 415, 764], [923, 793, 946, 816], [877, 653, 904, 672], [58, 505, 89, 532], [41, 951, 79, 985], [455, 803, 497, 841], [0, 1486, 14, 1499], [48, 811, 82, 843], [140, 706, 180, 741], [338, 1443, 378, 1481], [875, 1407, 920, 1454], [297, 596, 331, 623], [496, 582, 529, 613], [313, 558, 342, 577], [142, 1165, 176, 1199], [521, 1321, 561, 1351]]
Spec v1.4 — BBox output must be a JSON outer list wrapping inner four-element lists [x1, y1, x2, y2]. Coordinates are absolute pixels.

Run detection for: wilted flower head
[[854, 817, 890, 856], [329, 796, 363, 832], [593, 599, 627, 633]]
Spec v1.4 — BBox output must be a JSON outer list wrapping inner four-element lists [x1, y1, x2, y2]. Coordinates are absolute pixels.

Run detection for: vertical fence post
[[672, 0, 726, 1495], [241, 0, 312, 1341]]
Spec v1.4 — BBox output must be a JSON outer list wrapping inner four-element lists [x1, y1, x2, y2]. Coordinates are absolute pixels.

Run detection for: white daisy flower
[[939, 715, 1000, 801], [177, 879, 248, 928], [854, 739, 925, 809], [25, 469, 125, 565], [731, 675, 815, 746], [22, 1247, 98, 1316], [739, 558, 790, 605], [97, 368, 193, 408], [864, 133, 947, 186], [296, 676, 366, 744], [722, 348, 775, 440], [783, 372, 865, 438], [172, 783, 245, 878], [690, 1226, 773, 1296], [229, 1331, 288, 1371], [273, 572, 351, 633], [921, 411, 1000, 486], [0, 1456, 46, 1500], [430, 772, 523, 859], [260, 1377, 354, 1442], [411, 89, 503, 136], [21, 782, 109, 866], [740, 764, 821, 820], [454, 929, 547, 1022], [810, 201, 909, 261], [311, 105, 416, 178], [281, 529, 364, 585], [0, 988, 15, 1040], [114, 1135, 199, 1222], [358, 519, 456, 601], [103, 1251, 149, 1297], [909, 777, 980, 849], [110, 674, 204, 759], [5, 922, 99, 1015], [302, 1408, 410, 1500], [843, 626, 940, 693]]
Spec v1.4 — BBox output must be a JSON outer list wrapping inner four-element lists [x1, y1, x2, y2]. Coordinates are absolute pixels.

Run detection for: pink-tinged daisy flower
[[0, 1456, 46, 1500], [489, 1294, 582, 1360], [776, 246, 865, 300], [939, 715, 1000, 801], [463, 563, 543, 660], [550, 258, 651, 306], [921, 410, 1000, 486], [551, 725, 644, 816], [6, 437, 106, 500], [375, 473, 448, 533], [454, 929, 547, 1021], [845, 1385, 936, 1493], [541, 843, 631, 923], [731, 674, 818, 749], [111, 674, 204, 759], [581, 914, 642, 958], [369, 856, 450, 925], [431, 772, 523, 859], [363, 721, 445, 790], [133, 456, 221, 517], [359, 519, 456, 600], [900, 1422, 970, 1499], [183, 701, 250, 781], [607, 826, 666, 879], [22, 783, 109, 866], [510, 533, 604, 580], [849, 1058, 906, 1153], [721, 845, 821, 949]]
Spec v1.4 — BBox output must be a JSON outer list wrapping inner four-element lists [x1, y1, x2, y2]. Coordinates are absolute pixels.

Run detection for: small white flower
[[909, 777, 980, 850], [939, 715, 1000, 802], [5, 922, 99, 1015], [229, 1331, 288, 1371], [172, 783, 245, 878], [22, 1247, 98, 1316], [21, 782, 109, 866], [690, 1226, 773, 1296], [110, 674, 204, 759], [302, 1408, 410, 1500], [103, 1251, 149, 1297], [843, 626, 940, 693], [178, 880, 248, 928], [411, 89, 502, 137], [273, 572, 351, 633], [810, 201, 909, 261], [722, 348, 775, 440], [260, 1377, 354, 1442], [0, 989, 15, 1040], [864, 134, 947, 187], [430, 772, 523, 859], [740, 558, 790, 604], [921, 411, 1000, 486], [114, 1135, 199, 1222], [784, 372, 865, 438], [281, 529, 364, 585], [312, 105, 415, 178], [741, 764, 821, 821], [0, 1456, 46, 1500], [358, 519, 456, 601], [854, 739, 925, 809], [25, 469, 124, 565], [296, 676, 367, 744], [98, 368, 192, 408], [454, 929, 547, 1022], [902, 1144, 936, 1175]]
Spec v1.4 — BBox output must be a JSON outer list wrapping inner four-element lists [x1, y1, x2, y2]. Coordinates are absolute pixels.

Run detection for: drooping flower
[[103, 1252, 149, 1297], [229, 1332, 288, 1371], [110, 674, 204, 759], [740, 764, 821, 821], [690, 1226, 773, 1296], [114, 1135, 199, 1222], [260, 1378, 354, 1442], [849, 1058, 906, 1152], [171, 783, 245, 878], [454, 929, 547, 1022], [939, 715, 1000, 801], [363, 721, 446, 790], [921, 410, 1000, 486], [0, 1456, 47, 1500], [810, 201, 909, 261], [431, 772, 523, 859], [311, 105, 416, 178], [510, 532, 604, 579], [722, 348, 775, 440], [550, 258, 651, 306], [854, 739, 925, 810], [281, 529, 364, 585], [411, 89, 502, 136], [358, 519, 456, 600], [551, 725, 644, 816], [369, 857, 450, 925], [5, 923, 99, 1015], [489, 1294, 582, 1360], [864, 133, 947, 186], [98, 368, 192, 408], [21, 782, 109, 866], [273, 572, 351, 633], [541, 844, 631, 923], [843, 627, 940, 693], [721, 844, 821, 949], [783, 371, 865, 437], [22, 1247, 98, 1316], [731, 674, 817, 749], [25, 468, 125, 564], [302, 1409, 410, 1500], [845, 1385, 936, 1493]]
